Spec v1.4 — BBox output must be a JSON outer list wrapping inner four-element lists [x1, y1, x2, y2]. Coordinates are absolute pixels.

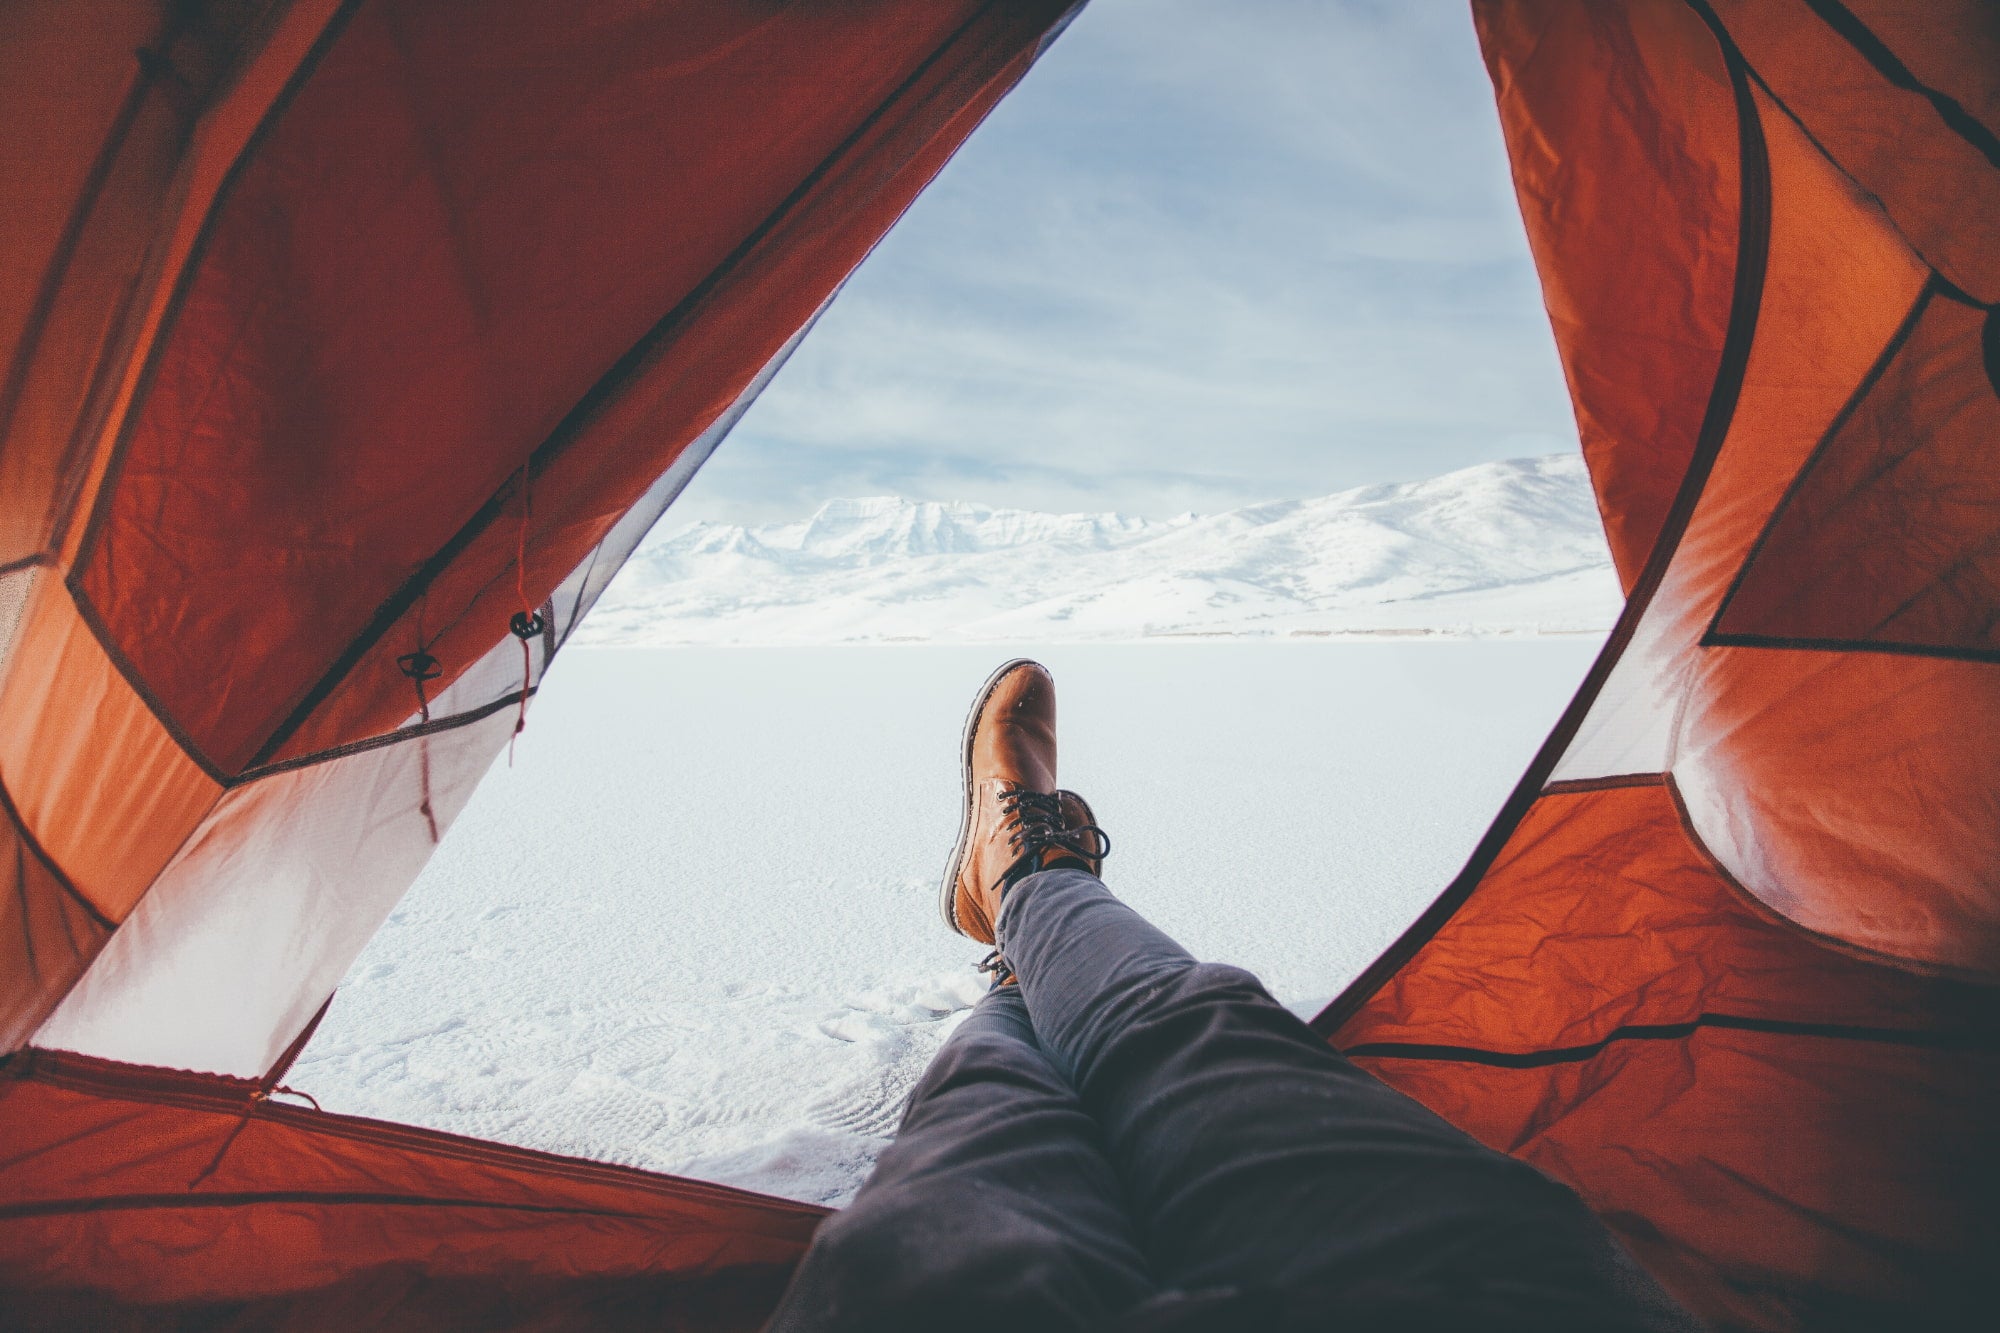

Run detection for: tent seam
[[0, 773, 114, 933], [1341, 1010, 2000, 1069], [1801, 0, 2000, 168]]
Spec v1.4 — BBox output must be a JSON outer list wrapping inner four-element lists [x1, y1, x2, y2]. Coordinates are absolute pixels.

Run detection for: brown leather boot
[[940, 659, 1109, 944]]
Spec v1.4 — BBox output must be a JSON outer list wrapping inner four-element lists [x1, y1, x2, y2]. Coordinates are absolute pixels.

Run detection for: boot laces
[[982, 789, 1108, 989], [999, 787, 1111, 868], [976, 949, 1016, 985]]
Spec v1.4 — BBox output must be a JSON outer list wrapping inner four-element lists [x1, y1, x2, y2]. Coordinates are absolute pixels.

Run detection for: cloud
[[673, 0, 1577, 525]]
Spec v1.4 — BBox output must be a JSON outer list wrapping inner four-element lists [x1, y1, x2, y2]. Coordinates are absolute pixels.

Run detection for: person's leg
[[998, 867, 1700, 1331], [764, 983, 1154, 1333]]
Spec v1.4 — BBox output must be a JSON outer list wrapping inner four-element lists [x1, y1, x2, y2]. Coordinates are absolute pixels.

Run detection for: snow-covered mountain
[[576, 454, 1621, 645]]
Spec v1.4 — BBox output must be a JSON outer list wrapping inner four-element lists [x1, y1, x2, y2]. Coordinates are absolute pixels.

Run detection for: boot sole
[[939, 657, 1043, 936]]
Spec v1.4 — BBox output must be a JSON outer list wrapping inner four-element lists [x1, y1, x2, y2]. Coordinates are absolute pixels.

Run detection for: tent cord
[[508, 460, 544, 765], [187, 995, 336, 1190], [397, 596, 443, 841]]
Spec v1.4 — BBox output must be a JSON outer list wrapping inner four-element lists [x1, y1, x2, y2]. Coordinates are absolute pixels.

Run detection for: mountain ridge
[[577, 454, 1621, 645]]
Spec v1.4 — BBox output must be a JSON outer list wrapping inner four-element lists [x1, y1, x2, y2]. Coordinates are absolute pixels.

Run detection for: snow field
[[295, 640, 1599, 1205]]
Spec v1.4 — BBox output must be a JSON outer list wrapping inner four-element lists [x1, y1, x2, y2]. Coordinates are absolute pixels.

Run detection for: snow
[[577, 455, 1620, 645], [294, 638, 1601, 1206]]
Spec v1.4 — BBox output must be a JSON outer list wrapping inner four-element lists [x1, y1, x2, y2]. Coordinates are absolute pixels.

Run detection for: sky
[[669, 0, 1579, 526]]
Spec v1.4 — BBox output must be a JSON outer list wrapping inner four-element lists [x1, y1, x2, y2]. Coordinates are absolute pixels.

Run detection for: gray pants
[[766, 869, 1700, 1332]]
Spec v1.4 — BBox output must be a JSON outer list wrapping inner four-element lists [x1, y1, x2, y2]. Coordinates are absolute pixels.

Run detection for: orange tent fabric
[[1, 1050, 826, 1332], [3, 1, 1995, 1329], [0, 0, 1079, 1069], [1317, 2, 2000, 1329], [1, 0, 1072, 1323]]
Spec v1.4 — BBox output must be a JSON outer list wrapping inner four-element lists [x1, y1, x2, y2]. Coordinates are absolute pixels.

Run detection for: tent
[[0, 0, 1992, 1327]]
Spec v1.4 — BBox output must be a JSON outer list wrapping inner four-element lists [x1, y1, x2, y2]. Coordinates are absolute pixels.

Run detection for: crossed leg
[[770, 867, 1699, 1331], [999, 867, 1701, 1331]]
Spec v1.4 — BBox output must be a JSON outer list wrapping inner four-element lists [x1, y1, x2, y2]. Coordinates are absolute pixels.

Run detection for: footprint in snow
[[817, 970, 987, 1040], [805, 1071, 910, 1138], [807, 970, 990, 1139]]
